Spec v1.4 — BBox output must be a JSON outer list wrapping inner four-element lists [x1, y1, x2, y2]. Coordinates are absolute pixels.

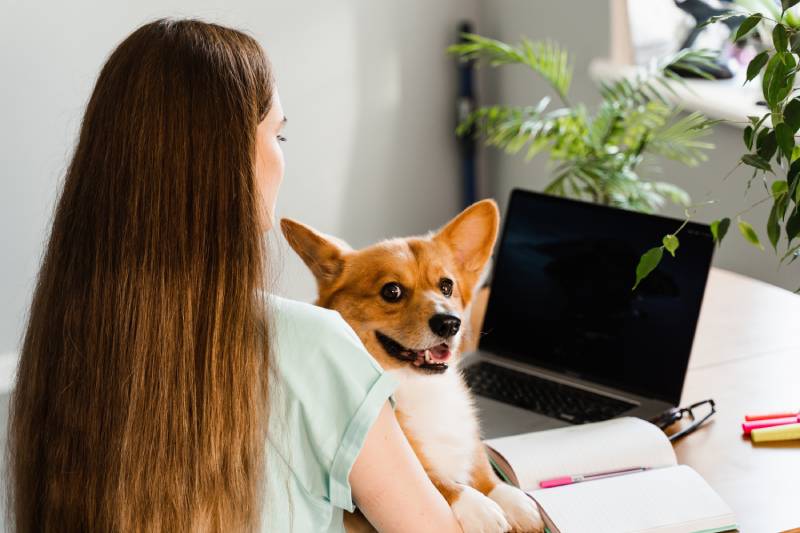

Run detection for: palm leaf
[[448, 33, 573, 102], [646, 111, 718, 166]]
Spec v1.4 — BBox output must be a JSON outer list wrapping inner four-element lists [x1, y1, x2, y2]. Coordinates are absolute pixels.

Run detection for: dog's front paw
[[487, 483, 544, 533], [451, 485, 511, 533]]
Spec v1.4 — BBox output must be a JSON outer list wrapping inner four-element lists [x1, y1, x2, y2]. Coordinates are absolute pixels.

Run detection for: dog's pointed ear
[[433, 199, 500, 272], [280, 218, 351, 283]]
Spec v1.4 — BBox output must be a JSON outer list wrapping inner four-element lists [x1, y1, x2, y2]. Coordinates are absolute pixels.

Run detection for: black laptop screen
[[479, 189, 714, 406]]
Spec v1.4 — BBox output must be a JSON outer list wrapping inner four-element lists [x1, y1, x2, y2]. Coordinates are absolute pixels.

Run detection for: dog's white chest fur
[[389, 367, 480, 484]]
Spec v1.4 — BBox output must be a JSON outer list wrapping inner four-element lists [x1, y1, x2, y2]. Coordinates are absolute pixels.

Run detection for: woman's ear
[[433, 199, 500, 273], [280, 218, 351, 284]]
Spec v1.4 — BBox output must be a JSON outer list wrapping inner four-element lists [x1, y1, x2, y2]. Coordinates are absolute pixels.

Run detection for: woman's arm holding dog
[[349, 401, 463, 533]]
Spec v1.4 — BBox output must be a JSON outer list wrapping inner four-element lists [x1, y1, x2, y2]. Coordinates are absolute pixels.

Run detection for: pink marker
[[742, 415, 800, 435], [539, 466, 649, 489]]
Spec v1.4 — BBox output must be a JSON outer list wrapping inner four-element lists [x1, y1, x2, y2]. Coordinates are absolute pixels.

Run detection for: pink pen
[[742, 415, 800, 435], [539, 466, 649, 489]]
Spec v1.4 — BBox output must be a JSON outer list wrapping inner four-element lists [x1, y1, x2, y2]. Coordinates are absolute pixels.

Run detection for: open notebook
[[485, 417, 736, 533]]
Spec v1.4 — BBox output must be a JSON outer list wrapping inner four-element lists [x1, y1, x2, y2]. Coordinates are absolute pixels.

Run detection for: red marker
[[744, 411, 799, 422], [539, 466, 649, 489]]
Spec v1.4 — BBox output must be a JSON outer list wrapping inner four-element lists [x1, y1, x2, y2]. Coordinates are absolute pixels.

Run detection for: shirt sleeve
[[322, 311, 399, 511], [328, 374, 397, 510], [269, 299, 399, 513]]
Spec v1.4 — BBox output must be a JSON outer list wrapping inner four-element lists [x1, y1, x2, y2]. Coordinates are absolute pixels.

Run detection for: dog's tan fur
[[281, 200, 542, 533]]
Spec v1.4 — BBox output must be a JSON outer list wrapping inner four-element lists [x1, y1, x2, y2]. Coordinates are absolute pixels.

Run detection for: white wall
[[0, 0, 481, 358], [476, 0, 799, 292]]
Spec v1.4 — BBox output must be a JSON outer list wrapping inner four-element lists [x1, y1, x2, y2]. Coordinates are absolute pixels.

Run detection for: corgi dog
[[280, 199, 543, 533]]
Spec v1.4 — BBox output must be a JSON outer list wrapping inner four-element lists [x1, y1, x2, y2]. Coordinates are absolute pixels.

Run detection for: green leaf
[[750, 113, 771, 131], [741, 153, 773, 172], [767, 201, 782, 250], [788, 209, 800, 241], [734, 13, 763, 41], [782, 0, 800, 11], [763, 52, 796, 109], [789, 166, 800, 191], [756, 128, 778, 160], [698, 12, 740, 29], [633, 246, 664, 290], [776, 122, 795, 160], [738, 219, 764, 250], [743, 125, 754, 150], [789, 158, 800, 188], [711, 217, 731, 246], [662, 234, 680, 256], [777, 187, 792, 220], [773, 24, 789, 52], [746, 51, 769, 82], [772, 180, 789, 196], [784, 98, 800, 132]]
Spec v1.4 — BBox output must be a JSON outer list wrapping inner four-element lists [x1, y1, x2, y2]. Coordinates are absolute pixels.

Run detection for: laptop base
[[460, 350, 674, 439]]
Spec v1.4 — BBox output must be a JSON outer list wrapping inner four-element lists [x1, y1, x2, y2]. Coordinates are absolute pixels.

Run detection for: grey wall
[[0, 0, 481, 359], [476, 0, 798, 292]]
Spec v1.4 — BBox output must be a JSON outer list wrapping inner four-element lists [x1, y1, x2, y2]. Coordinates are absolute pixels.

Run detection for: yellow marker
[[750, 422, 800, 443]]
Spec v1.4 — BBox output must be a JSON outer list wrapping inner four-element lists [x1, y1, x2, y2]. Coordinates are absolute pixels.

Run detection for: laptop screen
[[479, 189, 715, 406]]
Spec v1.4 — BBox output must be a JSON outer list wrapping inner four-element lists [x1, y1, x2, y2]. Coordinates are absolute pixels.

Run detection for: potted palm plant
[[447, 35, 719, 214]]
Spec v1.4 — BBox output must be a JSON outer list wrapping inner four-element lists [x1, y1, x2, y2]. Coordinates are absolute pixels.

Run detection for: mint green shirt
[[263, 295, 399, 532]]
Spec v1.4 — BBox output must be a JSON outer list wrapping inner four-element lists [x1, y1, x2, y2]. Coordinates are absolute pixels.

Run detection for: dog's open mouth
[[375, 331, 451, 373]]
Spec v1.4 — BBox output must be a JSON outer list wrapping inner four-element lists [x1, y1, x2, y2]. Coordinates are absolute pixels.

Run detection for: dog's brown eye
[[381, 282, 403, 302], [439, 278, 453, 297]]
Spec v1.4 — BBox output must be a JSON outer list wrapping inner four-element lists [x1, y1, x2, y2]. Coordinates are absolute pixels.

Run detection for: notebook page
[[485, 417, 676, 491], [529, 465, 736, 533]]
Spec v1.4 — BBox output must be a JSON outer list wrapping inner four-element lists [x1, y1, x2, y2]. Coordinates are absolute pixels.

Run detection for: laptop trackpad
[[475, 395, 570, 439]]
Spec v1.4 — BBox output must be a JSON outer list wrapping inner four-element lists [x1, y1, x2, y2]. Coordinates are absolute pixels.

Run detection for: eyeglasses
[[651, 398, 716, 442]]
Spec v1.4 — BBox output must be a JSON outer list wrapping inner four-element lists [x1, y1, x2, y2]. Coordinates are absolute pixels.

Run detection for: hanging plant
[[633, 2, 800, 291]]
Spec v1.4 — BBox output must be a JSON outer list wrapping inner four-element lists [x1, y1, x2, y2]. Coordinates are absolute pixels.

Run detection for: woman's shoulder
[[267, 294, 377, 367], [268, 293, 342, 332], [265, 294, 398, 512]]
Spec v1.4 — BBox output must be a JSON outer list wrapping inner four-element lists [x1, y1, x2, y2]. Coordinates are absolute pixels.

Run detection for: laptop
[[459, 189, 715, 439]]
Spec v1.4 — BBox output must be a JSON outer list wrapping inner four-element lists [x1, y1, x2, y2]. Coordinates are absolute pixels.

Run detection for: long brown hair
[[8, 18, 274, 532]]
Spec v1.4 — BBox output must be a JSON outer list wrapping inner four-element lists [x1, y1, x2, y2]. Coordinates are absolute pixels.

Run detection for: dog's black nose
[[429, 314, 461, 338]]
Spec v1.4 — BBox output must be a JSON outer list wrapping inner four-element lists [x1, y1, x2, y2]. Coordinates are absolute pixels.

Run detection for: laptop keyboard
[[462, 362, 636, 424]]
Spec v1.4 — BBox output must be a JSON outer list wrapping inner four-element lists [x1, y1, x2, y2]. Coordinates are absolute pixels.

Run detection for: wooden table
[[465, 267, 800, 532]]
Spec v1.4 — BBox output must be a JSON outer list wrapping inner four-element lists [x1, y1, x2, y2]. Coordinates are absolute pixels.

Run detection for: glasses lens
[[689, 400, 715, 422], [667, 400, 715, 442]]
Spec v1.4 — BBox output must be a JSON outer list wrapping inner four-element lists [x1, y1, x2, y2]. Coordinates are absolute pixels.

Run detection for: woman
[[7, 18, 462, 532]]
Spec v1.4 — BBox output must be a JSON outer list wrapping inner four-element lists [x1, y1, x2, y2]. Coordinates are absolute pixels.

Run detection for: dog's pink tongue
[[411, 345, 451, 366], [429, 344, 450, 361]]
